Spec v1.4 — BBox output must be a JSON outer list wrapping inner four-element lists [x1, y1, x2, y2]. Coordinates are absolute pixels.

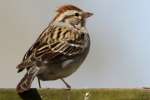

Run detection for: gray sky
[[0, 0, 150, 88]]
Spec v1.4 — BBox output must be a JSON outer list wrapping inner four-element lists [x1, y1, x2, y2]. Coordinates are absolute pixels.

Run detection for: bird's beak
[[83, 12, 93, 18]]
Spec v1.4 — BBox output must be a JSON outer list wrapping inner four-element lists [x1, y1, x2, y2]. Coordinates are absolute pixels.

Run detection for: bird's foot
[[61, 78, 71, 90]]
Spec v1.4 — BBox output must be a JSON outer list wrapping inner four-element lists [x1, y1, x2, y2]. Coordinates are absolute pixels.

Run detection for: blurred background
[[0, 0, 150, 88]]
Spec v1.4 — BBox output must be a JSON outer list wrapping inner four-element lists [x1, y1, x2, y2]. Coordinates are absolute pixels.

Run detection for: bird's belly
[[37, 57, 81, 81], [37, 38, 90, 81]]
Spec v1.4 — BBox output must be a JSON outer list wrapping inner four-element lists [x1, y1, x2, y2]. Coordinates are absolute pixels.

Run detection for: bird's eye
[[75, 13, 79, 17]]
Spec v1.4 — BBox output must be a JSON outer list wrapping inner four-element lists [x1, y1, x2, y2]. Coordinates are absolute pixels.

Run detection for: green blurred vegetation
[[0, 88, 150, 100]]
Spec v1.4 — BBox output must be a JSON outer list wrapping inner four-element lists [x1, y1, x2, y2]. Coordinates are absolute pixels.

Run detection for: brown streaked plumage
[[16, 4, 93, 93]]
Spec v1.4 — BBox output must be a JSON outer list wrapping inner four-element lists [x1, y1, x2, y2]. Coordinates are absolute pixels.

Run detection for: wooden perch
[[0, 88, 150, 100]]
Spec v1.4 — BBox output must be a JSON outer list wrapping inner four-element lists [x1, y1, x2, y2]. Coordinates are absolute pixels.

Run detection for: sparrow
[[16, 4, 93, 93]]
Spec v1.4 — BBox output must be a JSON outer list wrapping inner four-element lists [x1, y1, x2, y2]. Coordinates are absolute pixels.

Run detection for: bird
[[16, 4, 93, 93]]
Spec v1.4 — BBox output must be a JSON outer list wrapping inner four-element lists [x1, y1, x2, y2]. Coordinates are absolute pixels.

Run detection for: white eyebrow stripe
[[55, 10, 81, 22]]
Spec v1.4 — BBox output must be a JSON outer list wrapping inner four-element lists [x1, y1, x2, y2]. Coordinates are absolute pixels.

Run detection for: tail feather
[[16, 73, 32, 93], [16, 67, 40, 93], [16, 62, 33, 73]]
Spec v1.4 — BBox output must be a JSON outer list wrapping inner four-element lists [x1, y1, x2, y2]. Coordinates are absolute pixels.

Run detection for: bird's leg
[[61, 78, 71, 89], [37, 77, 41, 88]]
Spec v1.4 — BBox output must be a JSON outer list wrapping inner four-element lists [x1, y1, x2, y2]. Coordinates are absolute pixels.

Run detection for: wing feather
[[17, 25, 84, 72]]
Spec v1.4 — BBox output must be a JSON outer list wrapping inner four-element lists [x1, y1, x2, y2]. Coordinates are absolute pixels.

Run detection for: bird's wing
[[17, 25, 84, 72]]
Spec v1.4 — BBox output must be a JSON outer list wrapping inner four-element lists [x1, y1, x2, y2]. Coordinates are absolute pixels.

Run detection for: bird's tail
[[16, 67, 40, 93]]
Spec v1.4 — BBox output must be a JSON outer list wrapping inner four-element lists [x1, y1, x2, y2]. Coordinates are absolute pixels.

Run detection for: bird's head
[[52, 5, 93, 28]]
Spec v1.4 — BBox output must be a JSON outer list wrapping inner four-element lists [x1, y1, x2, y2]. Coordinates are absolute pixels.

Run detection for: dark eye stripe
[[62, 15, 77, 22]]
